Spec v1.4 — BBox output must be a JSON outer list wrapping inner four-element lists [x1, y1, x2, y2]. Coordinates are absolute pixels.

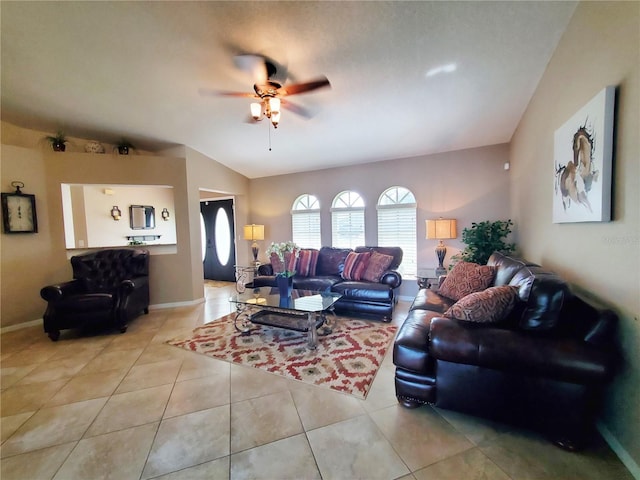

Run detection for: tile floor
[[0, 283, 633, 480]]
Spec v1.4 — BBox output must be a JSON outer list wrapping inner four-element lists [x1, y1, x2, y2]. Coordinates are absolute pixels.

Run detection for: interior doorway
[[200, 198, 236, 282]]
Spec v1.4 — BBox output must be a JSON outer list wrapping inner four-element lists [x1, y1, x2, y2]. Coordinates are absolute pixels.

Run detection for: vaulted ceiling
[[1, 1, 577, 178]]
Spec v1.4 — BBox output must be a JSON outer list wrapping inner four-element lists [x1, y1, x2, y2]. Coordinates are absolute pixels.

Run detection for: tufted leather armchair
[[40, 249, 150, 341]]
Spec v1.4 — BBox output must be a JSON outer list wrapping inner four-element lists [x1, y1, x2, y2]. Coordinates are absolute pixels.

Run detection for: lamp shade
[[250, 102, 262, 120], [426, 219, 457, 240], [243, 224, 264, 241]]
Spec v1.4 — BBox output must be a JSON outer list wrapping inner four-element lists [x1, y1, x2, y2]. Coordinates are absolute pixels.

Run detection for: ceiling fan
[[199, 54, 331, 128]]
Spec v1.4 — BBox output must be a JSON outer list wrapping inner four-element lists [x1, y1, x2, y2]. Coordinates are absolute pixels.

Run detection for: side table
[[234, 264, 259, 293], [416, 267, 439, 290]]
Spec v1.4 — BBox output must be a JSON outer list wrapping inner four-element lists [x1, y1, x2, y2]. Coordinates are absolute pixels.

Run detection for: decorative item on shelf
[[84, 140, 105, 154], [1, 181, 38, 234], [161, 208, 170, 221], [115, 139, 136, 155], [111, 206, 122, 221], [451, 220, 515, 266], [426, 218, 457, 277], [243, 224, 265, 263], [44, 131, 68, 152]]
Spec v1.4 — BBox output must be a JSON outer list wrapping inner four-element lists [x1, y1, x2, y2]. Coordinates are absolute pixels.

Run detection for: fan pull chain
[[268, 120, 272, 152]]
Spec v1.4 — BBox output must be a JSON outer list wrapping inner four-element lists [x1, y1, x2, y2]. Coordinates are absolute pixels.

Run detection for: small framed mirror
[[129, 205, 155, 229]]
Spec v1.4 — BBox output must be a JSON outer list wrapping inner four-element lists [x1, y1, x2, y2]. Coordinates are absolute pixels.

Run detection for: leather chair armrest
[[40, 280, 83, 302], [429, 317, 615, 384], [119, 276, 149, 295], [380, 270, 402, 288], [258, 264, 274, 276]]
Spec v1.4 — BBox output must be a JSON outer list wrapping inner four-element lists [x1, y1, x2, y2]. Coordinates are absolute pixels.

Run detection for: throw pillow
[[270, 250, 298, 275], [341, 251, 371, 281], [362, 251, 394, 282], [439, 261, 497, 301], [445, 285, 519, 323], [296, 249, 319, 277]]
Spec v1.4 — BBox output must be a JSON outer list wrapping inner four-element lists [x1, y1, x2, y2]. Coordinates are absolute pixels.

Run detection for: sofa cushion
[[316, 247, 352, 276], [439, 262, 496, 301], [362, 251, 394, 282], [444, 285, 519, 323], [342, 251, 371, 281], [296, 249, 319, 277], [410, 289, 455, 314], [270, 251, 298, 275]]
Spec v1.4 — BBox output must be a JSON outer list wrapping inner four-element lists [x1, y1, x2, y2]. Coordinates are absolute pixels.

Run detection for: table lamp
[[243, 224, 265, 263], [426, 218, 457, 276]]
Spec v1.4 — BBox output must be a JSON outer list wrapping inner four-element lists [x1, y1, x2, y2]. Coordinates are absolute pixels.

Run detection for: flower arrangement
[[266, 241, 299, 277]]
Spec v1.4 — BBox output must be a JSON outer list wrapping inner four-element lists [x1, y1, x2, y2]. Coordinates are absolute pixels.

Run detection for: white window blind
[[377, 187, 417, 275], [331, 191, 365, 249], [292, 211, 321, 249], [331, 209, 365, 249], [291, 194, 321, 249]]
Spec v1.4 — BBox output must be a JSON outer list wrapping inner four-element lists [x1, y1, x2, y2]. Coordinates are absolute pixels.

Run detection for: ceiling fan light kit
[[251, 96, 281, 128]]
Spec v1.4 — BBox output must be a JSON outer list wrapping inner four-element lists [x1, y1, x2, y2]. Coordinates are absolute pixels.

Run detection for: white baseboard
[[0, 298, 206, 333], [597, 421, 640, 479], [149, 298, 205, 310], [0, 319, 42, 334]]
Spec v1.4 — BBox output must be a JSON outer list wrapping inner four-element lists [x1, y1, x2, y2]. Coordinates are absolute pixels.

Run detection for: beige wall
[[249, 143, 512, 298], [1, 125, 251, 328], [510, 1, 639, 471]]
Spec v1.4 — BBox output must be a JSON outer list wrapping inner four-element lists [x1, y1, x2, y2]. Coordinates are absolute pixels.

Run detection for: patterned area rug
[[166, 313, 397, 399]]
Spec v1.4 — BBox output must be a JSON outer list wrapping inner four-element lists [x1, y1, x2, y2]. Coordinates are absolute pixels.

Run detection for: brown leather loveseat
[[393, 252, 618, 450], [253, 246, 403, 321], [40, 248, 150, 341]]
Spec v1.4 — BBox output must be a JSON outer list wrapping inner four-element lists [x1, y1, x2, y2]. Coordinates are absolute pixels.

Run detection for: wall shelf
[[126, 235, 161, 241]]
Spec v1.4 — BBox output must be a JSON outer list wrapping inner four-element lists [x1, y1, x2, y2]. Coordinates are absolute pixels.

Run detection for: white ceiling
[[1, 1, 577, 179]]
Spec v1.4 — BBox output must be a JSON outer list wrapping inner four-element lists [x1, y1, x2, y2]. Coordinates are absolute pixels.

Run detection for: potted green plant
[[452, 219, 515, 266], [44, 131, 68, 152], [115, 139, 135, 155]]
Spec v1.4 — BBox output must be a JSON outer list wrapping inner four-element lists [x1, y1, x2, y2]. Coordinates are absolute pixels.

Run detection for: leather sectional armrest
[[393, 309, 441, 373], [380, 270, 402, 288]]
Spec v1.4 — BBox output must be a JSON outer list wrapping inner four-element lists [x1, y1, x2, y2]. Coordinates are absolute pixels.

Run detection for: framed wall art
[[553, 86, 615, 223], [1, 182, 38, 233]]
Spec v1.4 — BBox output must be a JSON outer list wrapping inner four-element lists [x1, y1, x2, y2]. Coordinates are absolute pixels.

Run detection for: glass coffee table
[[229, 287, 342, 350]]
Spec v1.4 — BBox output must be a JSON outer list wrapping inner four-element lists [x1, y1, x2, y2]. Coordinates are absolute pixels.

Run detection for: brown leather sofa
[[393, 252, 618, 449], [40, 249, 150, 340], [253, 246, 403, 321]]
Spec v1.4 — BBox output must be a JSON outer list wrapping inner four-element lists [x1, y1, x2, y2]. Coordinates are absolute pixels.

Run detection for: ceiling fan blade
[[234, 54, 268, 84], [198, 88, 258, 98], [277, 76, 331, 96], [281, 99, 313, 119]]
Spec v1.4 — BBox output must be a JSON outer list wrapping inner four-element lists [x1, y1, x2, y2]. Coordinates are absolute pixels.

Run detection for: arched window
[[291, 194, 321, 249], [331, 190, 365, 249], [377, 186, 417, 275]]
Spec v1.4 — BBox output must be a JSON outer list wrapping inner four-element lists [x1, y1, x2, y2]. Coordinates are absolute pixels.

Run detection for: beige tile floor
[[1, 283, 633, 480]]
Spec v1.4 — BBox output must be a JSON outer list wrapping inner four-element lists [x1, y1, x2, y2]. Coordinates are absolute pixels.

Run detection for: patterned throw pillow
[[362, 251, 394, 282], [341, 251, 371, 281], [296, 249, 319, 277], [270, 251, 298, 275], [445, 285, 519, 323], [438, 261, 497, 301]]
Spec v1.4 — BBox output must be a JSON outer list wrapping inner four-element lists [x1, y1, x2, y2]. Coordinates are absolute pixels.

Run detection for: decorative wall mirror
[[130, 205, 155, 229]]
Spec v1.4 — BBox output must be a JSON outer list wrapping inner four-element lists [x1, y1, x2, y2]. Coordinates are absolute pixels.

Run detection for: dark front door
[[200, 199, 236, 281]]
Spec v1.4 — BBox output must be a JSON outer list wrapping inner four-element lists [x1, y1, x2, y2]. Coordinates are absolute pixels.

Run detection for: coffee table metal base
[[234, 305, 330, 350]]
